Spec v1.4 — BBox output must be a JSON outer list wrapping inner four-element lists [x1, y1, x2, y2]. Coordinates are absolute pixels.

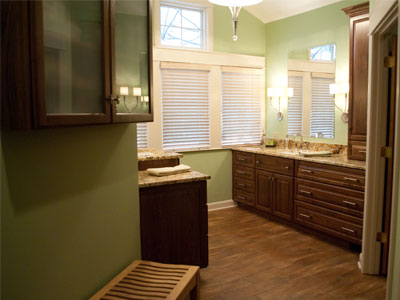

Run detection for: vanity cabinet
[[140, 181, 208, 268], [1, 0, 153, 130], [255, 155, 294, 221], [232, 151, 294, 221], [232, 150, 365, 246], [295, 161, 365, 245], [343, 3, 369, 161]]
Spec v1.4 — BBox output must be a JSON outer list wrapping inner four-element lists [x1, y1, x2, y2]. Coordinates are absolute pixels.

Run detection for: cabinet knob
[[256, 160, 260, 164]]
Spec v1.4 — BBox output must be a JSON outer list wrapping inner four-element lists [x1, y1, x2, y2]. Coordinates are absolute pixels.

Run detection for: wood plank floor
[[199, 207, 386, 300]]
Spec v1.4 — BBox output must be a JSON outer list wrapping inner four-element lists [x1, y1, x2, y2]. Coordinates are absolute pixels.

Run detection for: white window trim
[[154, 0, 214, 52], [148, 49, 265, 151], [288, 60, 335, 138]]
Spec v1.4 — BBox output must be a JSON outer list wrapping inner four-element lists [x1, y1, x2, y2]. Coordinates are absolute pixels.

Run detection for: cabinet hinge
[[376, 232, 388, 243], [380, 146, 393, 158], [384, 56, 395, 68]]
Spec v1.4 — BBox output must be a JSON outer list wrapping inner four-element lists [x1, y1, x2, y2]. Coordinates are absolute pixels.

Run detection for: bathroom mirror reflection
[[287, 44, 338, 139]]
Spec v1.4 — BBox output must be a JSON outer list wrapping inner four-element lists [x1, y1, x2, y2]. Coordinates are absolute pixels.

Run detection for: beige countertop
[[138, 149, 183, 161], [233, 146, 366, 170], [138, 170, 211, 188]]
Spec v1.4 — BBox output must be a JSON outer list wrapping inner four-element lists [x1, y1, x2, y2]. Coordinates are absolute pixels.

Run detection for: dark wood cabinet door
[[29, 0, 112, 127], [255, 170, 273, 214], [272, 173, 293, 221], [111, 0, 153, 123], [348, 15, 369, 142]]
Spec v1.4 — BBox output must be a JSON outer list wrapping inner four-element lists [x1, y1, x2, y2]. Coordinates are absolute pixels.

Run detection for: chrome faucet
[[293, 133, 303, 151]]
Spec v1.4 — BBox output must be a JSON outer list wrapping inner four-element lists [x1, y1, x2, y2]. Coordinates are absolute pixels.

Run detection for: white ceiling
[[244, 0, 344, 23]]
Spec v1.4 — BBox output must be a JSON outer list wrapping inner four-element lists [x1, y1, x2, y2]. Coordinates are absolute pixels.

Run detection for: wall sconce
[[267, 87, 293, 121], [118, 86, 141, 112], [330, 82, 349, 123]]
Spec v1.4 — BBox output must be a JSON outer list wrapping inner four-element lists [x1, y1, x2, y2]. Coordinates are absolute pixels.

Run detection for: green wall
[[264, 0, 365, 145], [181, 150, 232, 203], [1, 125, 141, 300], [213, 6, 266, 56]]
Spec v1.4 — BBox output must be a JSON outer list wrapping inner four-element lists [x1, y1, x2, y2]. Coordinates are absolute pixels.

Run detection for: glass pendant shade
[[208, 0, 262, 6], [208, 0, 262, 41]]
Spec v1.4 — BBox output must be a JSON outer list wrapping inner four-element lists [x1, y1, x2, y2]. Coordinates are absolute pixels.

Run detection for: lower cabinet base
[[237, 202, 362, 251], [140, 181, 209, 268]]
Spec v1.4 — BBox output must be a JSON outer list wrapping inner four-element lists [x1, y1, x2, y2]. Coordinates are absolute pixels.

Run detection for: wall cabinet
[[343, 3, 369, 161], [1, 0, 153, 129], [232, 150, 365, 246]]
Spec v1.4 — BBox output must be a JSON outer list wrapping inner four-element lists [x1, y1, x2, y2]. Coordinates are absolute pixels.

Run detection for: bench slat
[[90, 260, 199, 300]]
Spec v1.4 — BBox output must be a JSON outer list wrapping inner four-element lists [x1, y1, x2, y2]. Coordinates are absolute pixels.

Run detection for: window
[[309, 44, 336, 62], [310, 77, 335, 138], [287, 75, 304, 136], [221, 69, 263, 146], [161, 65, 210, 150], [159, 1, 207, 49], [136, 123, 149, 149]]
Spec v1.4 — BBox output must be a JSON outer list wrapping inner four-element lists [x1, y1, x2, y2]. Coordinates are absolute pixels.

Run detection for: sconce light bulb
[[120, 86, 129, 96], [133, 87, 142, 97]]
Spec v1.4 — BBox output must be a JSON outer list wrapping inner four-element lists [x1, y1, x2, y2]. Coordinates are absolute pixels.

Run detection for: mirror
[[286, 44, 342, 140]]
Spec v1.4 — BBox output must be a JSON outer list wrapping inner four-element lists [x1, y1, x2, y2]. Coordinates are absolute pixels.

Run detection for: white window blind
[[310, 77, 335, 139], [161, 67, 210, 151], [287, 75, 303, 135], [221, 71, 262, 146], [136, 123, 148, 149]]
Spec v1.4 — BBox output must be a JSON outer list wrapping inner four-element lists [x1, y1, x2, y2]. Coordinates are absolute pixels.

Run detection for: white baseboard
[[207, 199, 237, 211]]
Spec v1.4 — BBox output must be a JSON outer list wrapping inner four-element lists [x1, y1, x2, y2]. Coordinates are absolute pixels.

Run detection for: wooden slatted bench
[[90, 260, 200, 300]]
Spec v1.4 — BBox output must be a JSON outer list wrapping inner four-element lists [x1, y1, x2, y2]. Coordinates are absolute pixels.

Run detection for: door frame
[[363, 1, 400, 299]]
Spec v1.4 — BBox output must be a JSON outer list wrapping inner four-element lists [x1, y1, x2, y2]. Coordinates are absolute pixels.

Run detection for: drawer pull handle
[[344, 177, 359, 183], [299, 213, 311, 219], [341, 227, 355, 234], [238, 196, 246, 200], [302, 169, 313, 174], [237, 157, 245, 161], [238, 183, 246, 187], [343, 200, 357, 206], [358, 150, 366, 153], [284, 166, 290, 169], [237, 171, 245, 174], [300, 190, 312, 196]]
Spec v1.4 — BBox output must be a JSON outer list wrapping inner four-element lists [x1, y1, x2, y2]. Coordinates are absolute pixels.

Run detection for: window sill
[[173, 144, 262, 154]]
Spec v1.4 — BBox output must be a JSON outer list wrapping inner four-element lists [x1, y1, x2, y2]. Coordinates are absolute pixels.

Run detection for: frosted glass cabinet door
[[31, 0, 111, 127], [112, 0, 153, 122]]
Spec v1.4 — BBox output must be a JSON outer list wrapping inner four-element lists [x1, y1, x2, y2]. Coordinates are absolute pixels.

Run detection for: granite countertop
[[233, 146, 366, 170], [138, 170, 211, 188], [138, 149, 183, 161]]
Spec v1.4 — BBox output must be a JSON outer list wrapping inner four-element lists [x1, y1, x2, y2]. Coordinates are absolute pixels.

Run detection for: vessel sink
[[279, 151, 300, 156]]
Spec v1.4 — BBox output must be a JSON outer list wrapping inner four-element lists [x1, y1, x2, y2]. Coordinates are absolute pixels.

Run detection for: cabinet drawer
[[233, 166, 255, 181], [255, 154, 294, 176], [233, 151, 255, 168], [296, 161, 365, 191], [234, 177, 255, 193], [294, 201, 362, 244], [233, 188, 254, 206], [296, 179, 364, 217], [348, 141, 367, 161]]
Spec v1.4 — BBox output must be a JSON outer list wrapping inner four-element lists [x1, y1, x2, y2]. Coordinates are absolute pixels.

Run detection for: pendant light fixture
[[208, 0, 262, 41]]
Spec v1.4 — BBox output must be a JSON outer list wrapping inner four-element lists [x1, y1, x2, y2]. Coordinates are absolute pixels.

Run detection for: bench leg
[[189, 272, 200, 300]]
